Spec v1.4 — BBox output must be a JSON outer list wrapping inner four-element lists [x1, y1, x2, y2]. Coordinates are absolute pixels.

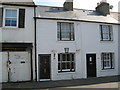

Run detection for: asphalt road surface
[[33, 82, 120, 90], [63, 82, 120, 88]]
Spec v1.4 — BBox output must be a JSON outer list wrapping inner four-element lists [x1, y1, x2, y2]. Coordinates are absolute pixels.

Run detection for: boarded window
[[0, 8, 3, 27], [18, 9, 25, 28]]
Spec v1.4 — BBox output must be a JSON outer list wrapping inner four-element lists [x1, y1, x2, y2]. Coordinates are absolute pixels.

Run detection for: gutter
[[1, 3, 37, 7], [34, 17, 120, 25], [34, 6, 37, 81]]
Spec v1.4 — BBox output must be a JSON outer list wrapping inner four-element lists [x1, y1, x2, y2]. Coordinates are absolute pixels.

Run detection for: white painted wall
[[0, 52, 2, 83], [118, 25, 120, 75], [1, 5, 36, 81], [0, 17, 2, 83], [1, 6, 34, 43], [36, 19, 118, 81], [81, 22, 118, 77]]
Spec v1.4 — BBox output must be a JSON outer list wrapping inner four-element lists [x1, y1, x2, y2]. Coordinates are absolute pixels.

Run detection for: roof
[[36, 6, 119, 25], [110, 12, 120, 22]]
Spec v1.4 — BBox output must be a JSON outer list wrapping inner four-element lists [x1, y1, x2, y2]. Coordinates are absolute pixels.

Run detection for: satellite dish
[[110, 5, 113, 9]]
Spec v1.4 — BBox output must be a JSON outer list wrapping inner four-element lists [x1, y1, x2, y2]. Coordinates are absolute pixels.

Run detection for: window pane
[[57, 32, 60, 40], [103, 34, 109, 40], [67, 62, 70, 69], [61, 32, 70, 40], [72, 54, 74, 61], [71, 62, 74, 69], [57, 23, 60, 30], [5, 9, 17, 18], [61, 23, 66, 30], [11, 19, 17, 26], [61, 32, 66, 38], [111, 53, 114, 68], [102, 26, 109, 33], [58, 54, 60, 61], [62, 54, 66, 61], [67, 54, 70, 61], [62, 62, 66, 69], [5, 19, 17, 26], [61, 23, 69, 30], [58, 63, 60, 70], [5, 19, 11, 26], [5, 9, 11, 17], [71, 32, 74, 40], [11, 10, 17, 18]]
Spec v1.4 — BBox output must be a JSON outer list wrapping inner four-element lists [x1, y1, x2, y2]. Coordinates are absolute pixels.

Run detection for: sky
[[33, 0, 120, 12]]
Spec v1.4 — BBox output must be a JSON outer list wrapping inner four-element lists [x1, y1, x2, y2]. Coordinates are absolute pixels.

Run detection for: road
[[63, 82, 120, 88], [35, 82, 120, 90]]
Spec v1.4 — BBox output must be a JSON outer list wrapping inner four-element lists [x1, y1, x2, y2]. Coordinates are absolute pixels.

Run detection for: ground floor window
[[58, 53, 75, 72], [101, 52, 114, 70]]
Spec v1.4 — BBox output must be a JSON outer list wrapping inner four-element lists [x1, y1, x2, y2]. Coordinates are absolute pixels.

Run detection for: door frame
[[86, 53, 97, 78], [38, 54, 51, 81]]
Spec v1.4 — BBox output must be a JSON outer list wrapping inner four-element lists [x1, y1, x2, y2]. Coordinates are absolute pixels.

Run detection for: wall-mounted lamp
[[64, 48, 69, 53]]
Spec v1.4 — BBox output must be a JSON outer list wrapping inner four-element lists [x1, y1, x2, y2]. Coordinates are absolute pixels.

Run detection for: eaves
[[34, 17, 120, 25]]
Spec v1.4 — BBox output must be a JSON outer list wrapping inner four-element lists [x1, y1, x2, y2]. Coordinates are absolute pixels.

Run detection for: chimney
[[96, 0, 110, 16], [63, 0, 73, 11]]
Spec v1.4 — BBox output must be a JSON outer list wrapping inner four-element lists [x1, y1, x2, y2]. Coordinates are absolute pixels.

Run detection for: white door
[[2, 52, 31, 82], [9, 52, 31, 82]]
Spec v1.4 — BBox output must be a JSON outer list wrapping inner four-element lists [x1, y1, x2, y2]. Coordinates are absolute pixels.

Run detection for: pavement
[[1, 75, 120, 89]]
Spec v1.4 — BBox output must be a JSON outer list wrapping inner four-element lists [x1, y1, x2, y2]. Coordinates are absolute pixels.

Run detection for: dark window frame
[[100, 25, 113, 41], [101, 52, 114, 70], [58, 53, 75, 73], [57, 22, 75, 41]]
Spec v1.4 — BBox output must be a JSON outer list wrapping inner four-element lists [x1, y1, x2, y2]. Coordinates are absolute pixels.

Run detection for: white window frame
[[57, 22, 75, 41], [101, 52, 114, 70], [58, 53, 75, 72], [3, 8, 19, 28], [100, 25, 113, 41]]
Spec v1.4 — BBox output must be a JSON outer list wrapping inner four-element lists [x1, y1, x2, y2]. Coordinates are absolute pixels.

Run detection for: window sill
[[2, 27, 19, 30], [101, 68, 115, 72], [100, 40, 113, 42], [57, 40, 75, 43], [57, 71, 76, 75]]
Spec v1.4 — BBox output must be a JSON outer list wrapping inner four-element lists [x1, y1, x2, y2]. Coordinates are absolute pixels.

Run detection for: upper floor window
[[101, 52, 114, 70], [57, 22, 74, 41], [100, 25, 113, 41], [1, 8, 25, 28], [4, 9, 18, 27]]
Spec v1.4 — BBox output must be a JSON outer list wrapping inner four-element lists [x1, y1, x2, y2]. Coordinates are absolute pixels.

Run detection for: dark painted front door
[[86, 54, 96, 78], [39, 55, 51, 79]]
